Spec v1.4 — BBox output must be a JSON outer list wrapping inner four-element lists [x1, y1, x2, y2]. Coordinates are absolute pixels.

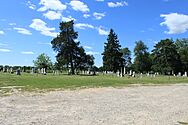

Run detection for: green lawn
[[0, 72, 188, 92]]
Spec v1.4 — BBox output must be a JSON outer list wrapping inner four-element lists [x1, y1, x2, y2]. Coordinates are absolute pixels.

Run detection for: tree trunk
[[70, 59, 75, 75]]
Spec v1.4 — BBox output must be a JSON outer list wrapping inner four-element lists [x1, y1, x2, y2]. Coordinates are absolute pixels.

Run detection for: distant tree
[[92, 66, 99, 72], [33, 53, 53, 70], [175, 38, 188, 72], [151, 39, 181, 74], [133, 41, 151, 73], [51, 20, 81, 75], [102, 29, 123, 73], [121, 47, 132, 71], [98, 66, 105, 72], [12, 66, 20, 70], [86, 55, 95, 69]]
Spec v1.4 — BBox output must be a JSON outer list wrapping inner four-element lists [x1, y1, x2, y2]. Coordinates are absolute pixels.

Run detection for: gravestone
[[124, 67, 126, 75], [16, 68, 21, 75], [132, 71, 135, 77], [43, 68, 46, 75], [140, 73, 143, 78], [10, 67, 13, 74], [129, 70, 132, 76], [178, 72, 181, 77], [41, 68, 43, 74], [117, 70, 120, 77], [31, 68, 34, 74], [183, 72, 187, 77]]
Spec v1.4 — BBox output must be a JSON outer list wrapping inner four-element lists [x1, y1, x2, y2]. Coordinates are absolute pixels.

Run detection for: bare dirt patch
[[0, 84, 188, 125]]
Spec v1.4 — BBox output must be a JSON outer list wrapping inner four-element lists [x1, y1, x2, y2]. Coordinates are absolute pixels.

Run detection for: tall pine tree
[[102, 29, 123, 73], [51, 20, 80, 75]]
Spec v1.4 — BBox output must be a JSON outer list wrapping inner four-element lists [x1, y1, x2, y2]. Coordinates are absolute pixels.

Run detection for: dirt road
[[0, 84, 188, 125]]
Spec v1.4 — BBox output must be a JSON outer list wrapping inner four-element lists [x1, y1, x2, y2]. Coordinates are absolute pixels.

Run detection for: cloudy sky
[[0, 0, 188, 67]]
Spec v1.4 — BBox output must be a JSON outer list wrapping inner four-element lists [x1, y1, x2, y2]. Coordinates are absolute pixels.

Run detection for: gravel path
[[0, 84, 188, 125]]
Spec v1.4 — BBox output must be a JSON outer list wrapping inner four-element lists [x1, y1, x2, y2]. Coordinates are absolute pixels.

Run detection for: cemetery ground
[[0, 72, 188, 93], [0, 73, 188, 124]]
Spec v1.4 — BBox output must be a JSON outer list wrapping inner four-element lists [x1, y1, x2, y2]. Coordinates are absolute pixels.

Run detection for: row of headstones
[[31, 68, 46, 75], [112, 70, 188, 78], [1, 67, 21, 75], [1, 67, 47, 75], [176, 72, 187, 77], [68, 69, 96, 75]]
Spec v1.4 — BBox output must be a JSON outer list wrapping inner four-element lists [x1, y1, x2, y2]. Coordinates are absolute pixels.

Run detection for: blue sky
[[0, 0, 188, 67]]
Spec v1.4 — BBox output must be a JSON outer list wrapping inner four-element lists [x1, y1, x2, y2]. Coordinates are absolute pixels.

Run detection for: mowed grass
[[0, 72, 188, 91]]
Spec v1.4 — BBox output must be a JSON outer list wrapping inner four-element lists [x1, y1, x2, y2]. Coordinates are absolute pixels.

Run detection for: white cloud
[[75, 23, 109, 36], [108, 1, 128, 8], [9, 23, 16, 26], [38, 0, 67, 12], [75, 23, 94, 29], [0, 31, 4, 35], [21, 51, 34, 55], [160, 13, 188, 34], [27, 1, 36, 10], [96, 0, 104, 2], [0, 48, 11, 52], [93, 12, 105, 20], [69, 0, 89, 13], [83, 14, 90, 18], [84, 46, 92, 50], [14, 27, 32, 35], [62, 16, 76, 22], [0, 43, 8, 46], [29, 19, 58, 37], [43, 11, 61, 20], [97, 27, 109, 35], [86, 51, 100, 55]]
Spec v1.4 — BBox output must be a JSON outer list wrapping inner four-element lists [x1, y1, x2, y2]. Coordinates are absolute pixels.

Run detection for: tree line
[[36, 20, 188, 75], [2, 20, 187, 76], [102, 29, 188, 75]]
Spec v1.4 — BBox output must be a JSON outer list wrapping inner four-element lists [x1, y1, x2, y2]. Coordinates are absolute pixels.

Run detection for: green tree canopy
[[51, 20, 95, 74], [33, 53, 53, 70], [175, 38, 188, 72], [121, 47, 132, 68], [151, 39, 181, 74], [133, 41, 151, 73], [102, 29, 123, 73], [51, 20, 80, 75]]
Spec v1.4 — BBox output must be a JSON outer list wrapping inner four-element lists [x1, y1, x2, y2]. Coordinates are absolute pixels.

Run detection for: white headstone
[[178, 72, 181, 77], [124, 67, 126, 75], [129, 70, 132, 76], [117, 70, 120, 77], [185, 72, 187, 77], [43, 68, 46, 74], [10, 67, 13, 73], [31, 68, 34, 74], [184, 72, 187, 77], [132, 71, 135, 77], [140, 73, 143, 78]]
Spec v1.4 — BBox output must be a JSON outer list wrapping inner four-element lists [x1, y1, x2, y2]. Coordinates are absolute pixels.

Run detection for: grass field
[[0, 72, 188, 92]]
